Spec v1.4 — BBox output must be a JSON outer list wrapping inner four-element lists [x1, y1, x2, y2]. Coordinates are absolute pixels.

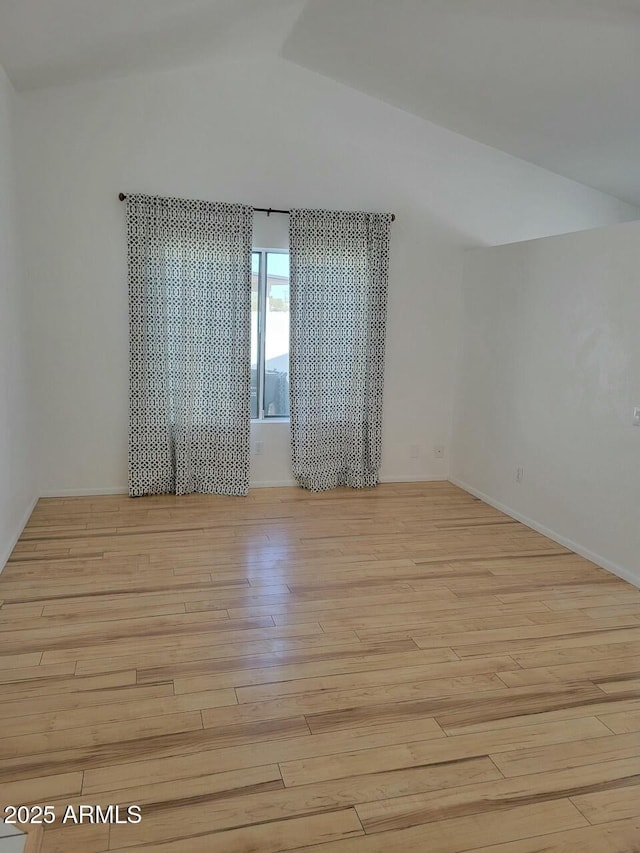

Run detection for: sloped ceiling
[[1, 0, 639, 205], [0, 0, 305, 90], [282, 0, 640, 206]]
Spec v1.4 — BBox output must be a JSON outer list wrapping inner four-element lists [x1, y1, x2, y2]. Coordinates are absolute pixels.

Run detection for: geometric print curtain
[[126, 194, 253, 497], [288, 209, 392, 491]]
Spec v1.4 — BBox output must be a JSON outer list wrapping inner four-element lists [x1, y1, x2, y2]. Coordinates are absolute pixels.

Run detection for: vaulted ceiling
[[0, 0, 306, 89], [2, 0, 640, 205]]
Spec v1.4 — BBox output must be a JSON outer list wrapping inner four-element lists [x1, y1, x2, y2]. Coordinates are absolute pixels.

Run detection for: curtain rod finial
[[119, 192, 126, 201]]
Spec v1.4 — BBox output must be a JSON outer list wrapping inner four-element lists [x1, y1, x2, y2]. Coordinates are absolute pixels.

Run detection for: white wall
[[16, 56, 639, 495], [452, 220, 640, 586], [0, 65, 36, 568]]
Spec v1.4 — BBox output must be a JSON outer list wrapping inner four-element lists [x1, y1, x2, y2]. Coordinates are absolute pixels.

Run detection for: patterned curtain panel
[[289, 209, 392, 491], [126, 194, 253, 497]]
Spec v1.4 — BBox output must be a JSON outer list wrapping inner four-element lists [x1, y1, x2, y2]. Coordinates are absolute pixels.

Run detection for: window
[[251, 250, 290, 419]]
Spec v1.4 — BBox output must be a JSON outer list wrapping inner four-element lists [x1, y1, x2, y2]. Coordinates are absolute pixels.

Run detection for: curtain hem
[[128, 484, 249, 498], [293, 470, 379, 492]]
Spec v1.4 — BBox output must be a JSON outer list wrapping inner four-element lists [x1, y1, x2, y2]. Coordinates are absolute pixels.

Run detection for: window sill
[[251, 418, 290, 424]]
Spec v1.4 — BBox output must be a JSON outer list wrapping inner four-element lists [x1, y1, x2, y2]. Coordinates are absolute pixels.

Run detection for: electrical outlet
[[409, 444, 419, 459], [255, 441, 264, 456], [634, 407, 640, 426], [434, 445, 445, 459], [516, 467, 524, 483]]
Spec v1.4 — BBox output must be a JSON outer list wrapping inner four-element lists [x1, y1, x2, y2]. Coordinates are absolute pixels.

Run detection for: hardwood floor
[[1, 482, 639, 852]]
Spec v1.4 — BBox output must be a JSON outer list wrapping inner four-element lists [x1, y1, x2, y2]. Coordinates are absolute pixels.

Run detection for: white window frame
[[252, 248, 290, 422]]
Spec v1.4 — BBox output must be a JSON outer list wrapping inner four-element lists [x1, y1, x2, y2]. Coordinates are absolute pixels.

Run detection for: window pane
[[250, 252, 260, 419], [264, 252, 290, 417]]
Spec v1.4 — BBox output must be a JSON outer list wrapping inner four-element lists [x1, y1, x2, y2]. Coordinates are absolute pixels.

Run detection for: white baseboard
[[39, 487, 128, 497], [251, 475, 449, 488], [40, 474, 449, 497], [0, 494, 39, 574], [450, 476, 640, 590], [40, 483, 298, 495], [380, 475, 448, 484], [252, 476, 449, 487], [250, 479, 297, 488]]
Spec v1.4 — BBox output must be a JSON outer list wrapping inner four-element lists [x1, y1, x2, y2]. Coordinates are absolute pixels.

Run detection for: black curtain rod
[[118, 194, 395, 221]]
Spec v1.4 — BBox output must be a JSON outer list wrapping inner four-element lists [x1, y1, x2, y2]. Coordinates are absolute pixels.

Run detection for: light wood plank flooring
[[1, 482, 640, 852]]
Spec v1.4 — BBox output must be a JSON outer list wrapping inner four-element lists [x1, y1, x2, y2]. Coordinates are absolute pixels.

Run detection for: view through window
[[251, 250, 290, 419]]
